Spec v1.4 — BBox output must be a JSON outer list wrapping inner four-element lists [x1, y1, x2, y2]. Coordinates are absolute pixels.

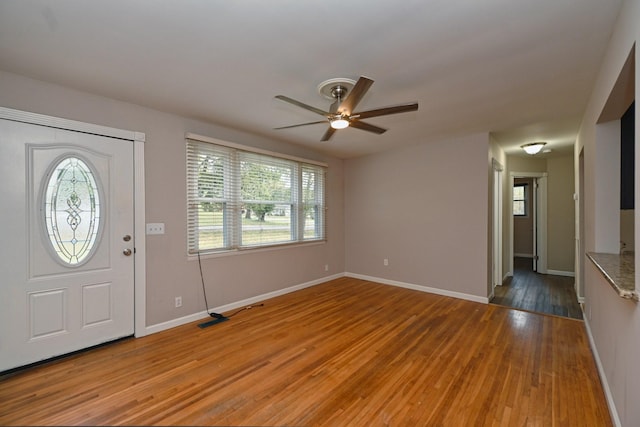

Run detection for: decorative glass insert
[[44, 156, 101, 265]]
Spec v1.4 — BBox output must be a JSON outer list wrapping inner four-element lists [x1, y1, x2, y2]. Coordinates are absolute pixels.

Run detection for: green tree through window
[[241, 161, 290, 222]]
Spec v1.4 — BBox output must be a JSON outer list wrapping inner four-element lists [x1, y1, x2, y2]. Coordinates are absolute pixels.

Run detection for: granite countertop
[[586, 252, 638, 301]]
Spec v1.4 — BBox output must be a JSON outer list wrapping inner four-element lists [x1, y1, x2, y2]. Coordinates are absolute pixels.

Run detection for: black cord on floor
[[197, 252, 264, 319], [226, 303, 265, 318], [197, 252, 211, 315]]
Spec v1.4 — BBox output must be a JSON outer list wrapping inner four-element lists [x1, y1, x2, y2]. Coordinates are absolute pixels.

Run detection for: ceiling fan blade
[[353, 102, 419, 119], [275, 95, 329, 117], [337, 76, 374, 116], [349, 119, 387, 135], [320, 126, 337, 141], [274, 120, 327, 130], [329, 99, 340, 114]]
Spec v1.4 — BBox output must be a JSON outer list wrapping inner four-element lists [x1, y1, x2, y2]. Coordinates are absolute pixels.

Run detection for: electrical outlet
[[325, 264, 329, 272], [175, 296, 182, 308], [384, 258, 389, 266], [146, 223, 165, 235]]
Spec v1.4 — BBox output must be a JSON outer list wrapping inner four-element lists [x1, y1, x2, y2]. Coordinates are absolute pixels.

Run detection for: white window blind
[[187, 138, 326, 254]]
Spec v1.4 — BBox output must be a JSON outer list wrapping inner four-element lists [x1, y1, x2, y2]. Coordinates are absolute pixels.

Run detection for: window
[[186, 136, 326, 254], [44, 156, 102, 266], [513, 184, 527, 216]]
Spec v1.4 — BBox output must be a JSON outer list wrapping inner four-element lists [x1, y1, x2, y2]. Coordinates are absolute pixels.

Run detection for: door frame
[[577, 149, 585, 302], [491, 158, 504, 293], [0, 107, 147, 338], [509, 171, 548, 276]]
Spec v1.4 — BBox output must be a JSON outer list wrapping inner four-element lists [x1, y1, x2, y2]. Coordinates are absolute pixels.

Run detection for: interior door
[[535, 176, 548, 274], [532, 178, 538, 271], [0, 118, 135, 372]]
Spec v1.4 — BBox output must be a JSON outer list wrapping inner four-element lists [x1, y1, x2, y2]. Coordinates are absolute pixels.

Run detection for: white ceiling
[[0, 0, 623, 159]]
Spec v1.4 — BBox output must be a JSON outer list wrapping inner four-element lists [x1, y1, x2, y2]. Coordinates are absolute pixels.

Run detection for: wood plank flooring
[[0, 277, 610, 426], [492, 257, 583, 320]]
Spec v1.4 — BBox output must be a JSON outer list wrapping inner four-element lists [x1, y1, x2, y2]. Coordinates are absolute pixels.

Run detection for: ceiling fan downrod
[[330, 85, 348, 101]]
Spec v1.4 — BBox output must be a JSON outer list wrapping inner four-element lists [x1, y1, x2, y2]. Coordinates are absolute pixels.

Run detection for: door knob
[[123, 248, 132, 256]]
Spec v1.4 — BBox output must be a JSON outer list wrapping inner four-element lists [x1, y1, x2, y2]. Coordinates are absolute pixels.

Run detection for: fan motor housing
[[317, 78, 356, 100]]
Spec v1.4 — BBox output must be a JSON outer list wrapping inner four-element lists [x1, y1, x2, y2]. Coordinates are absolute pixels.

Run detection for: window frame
[[513, 183, 528, 217], [186, 133, 327, 255]]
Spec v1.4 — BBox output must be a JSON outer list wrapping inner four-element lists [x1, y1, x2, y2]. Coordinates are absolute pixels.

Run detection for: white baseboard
[[546, 269, 575, 277], [145, 311, 212, 336], [146, 272, 488, 335], [145, 273, 344, 335], [345, 272, 489, 304], [583, 318, 621, 427]]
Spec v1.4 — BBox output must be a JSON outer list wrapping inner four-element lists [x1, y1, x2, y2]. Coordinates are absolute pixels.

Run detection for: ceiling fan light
[[330, 117, 349, 129], [521, 142, 546, 155]]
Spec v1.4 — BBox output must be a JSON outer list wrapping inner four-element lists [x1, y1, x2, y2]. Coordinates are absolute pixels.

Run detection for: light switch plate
[[146, 223, 165, 235]]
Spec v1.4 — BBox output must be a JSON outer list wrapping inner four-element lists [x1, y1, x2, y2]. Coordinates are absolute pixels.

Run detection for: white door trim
[[535, 175, 548, 274], [0, 107, 147, 338], [491, 158, 504, 291]]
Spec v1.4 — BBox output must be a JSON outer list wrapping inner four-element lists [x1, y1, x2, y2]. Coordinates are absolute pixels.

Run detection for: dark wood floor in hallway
[[491, 257, 583, 320]]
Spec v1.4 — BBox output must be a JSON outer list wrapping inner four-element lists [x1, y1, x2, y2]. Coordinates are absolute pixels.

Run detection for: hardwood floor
[[491, 257, 583, 320], [0, 278, 610, 426]]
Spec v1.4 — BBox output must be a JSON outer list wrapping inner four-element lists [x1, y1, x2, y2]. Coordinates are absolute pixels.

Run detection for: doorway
[[491, 170, 582, 319], [0, 107, 146, 372], [509, 172, 547, 274]]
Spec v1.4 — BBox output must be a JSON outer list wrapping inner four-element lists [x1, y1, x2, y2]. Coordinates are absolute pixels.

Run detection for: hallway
[[491, 257, 583, 320]]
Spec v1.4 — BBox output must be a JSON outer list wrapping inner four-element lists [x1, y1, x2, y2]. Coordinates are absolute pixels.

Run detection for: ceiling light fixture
[[521, 142, 547, 155], [330, 116, 349, 129]]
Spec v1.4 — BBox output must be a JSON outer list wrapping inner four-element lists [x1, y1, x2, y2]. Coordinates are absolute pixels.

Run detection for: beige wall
[[547, 155, 575, 272], [506, 155, 547, 174], [576, 0, 640, 424], [344, 133, 489, 299], [0, 71, 346, 327], [0, 69, 491, 324]]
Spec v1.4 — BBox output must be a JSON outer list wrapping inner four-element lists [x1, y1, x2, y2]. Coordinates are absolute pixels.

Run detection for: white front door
[[0, 117, 135, 372]]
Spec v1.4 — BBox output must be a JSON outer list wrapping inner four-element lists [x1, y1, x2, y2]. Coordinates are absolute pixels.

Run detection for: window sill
[[586, 252, 638, 301], [188, 239, 326, 261]]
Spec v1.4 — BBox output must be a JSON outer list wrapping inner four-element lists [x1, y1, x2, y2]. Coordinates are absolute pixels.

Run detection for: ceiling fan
[[274, 76, 419, 141]]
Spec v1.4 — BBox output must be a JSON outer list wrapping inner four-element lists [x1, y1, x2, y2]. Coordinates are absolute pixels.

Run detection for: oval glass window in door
[[44, 156, 102, 266]]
